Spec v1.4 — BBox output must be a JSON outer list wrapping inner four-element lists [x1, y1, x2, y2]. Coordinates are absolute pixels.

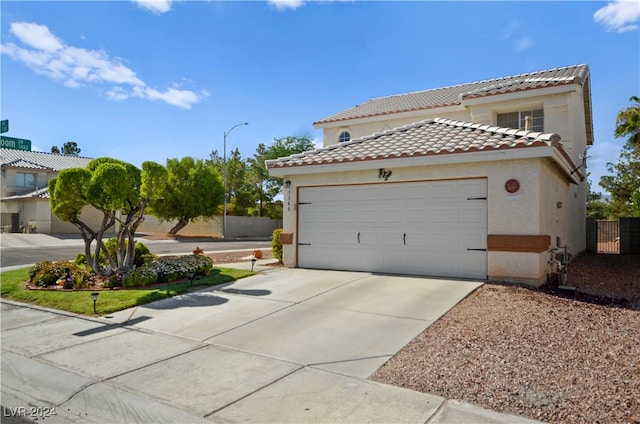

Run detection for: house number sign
[[505, 179, 520, 193], [378, 168, 392, 181]]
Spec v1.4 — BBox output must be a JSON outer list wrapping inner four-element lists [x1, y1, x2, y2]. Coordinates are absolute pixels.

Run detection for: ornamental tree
[[147, 157, 224, 234], [49, 158, 166, 276]]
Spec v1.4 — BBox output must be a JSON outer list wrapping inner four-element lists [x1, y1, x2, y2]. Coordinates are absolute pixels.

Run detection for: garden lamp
[[91, 292, 99, 314]]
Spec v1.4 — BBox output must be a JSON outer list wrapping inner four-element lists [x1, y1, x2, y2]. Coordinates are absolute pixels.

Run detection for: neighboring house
[[267, 64, 592, 285], [0, 148, 96, 233]]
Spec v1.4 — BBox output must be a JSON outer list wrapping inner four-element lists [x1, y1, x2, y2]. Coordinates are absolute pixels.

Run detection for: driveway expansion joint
[[203, 365, 305, 418]]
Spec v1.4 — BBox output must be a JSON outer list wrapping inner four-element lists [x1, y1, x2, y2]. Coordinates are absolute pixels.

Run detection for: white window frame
[[16, 172, 36, 188], [338, 131, 351, 143], [497, 109, 544, 132]]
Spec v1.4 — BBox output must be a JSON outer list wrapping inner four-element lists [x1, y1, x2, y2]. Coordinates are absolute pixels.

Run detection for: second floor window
[[16, 172, 36, 187], [497, 109, 544, 132], [338, 131, 351, 143]]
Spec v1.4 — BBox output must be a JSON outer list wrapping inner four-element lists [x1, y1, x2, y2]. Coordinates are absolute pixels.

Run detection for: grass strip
[[0, 267, 255, 316]]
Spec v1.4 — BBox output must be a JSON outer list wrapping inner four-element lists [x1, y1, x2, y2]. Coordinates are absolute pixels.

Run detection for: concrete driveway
[[1, 268, 540, 423]]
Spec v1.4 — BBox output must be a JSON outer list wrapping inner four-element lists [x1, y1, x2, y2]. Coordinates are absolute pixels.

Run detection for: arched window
[[338, 131, 351, 143]]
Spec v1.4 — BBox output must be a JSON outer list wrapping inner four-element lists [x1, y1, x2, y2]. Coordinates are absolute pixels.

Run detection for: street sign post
[[0, 136, 31, 151], [0, 120, 8, 134]]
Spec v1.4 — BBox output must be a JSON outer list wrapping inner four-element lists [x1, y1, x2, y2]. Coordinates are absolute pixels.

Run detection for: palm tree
[[615, 96, 640, 149]]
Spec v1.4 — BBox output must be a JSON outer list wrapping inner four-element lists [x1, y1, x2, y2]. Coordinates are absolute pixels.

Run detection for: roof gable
[[268, 118, 563, 170], [314, 64, 590, 126]]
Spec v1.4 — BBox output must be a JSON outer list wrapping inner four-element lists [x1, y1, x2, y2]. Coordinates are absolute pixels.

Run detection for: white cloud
[[502, 20, 534, 52], [594, 0, 640, 32], [1, 21, 204, 109], [132, 0, 173, 14], [132, 85, 209, 110], [514, 37, 534, 52], [9, 22, 63, 52], [268, 0, 305, 11], [106, 86, 130, 101]]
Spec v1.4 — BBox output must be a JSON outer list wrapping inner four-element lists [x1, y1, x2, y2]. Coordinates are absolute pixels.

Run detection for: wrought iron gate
[[596, 220, 620, 254]]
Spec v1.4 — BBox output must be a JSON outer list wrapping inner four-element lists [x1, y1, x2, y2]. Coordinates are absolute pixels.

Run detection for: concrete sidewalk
[[1, 268, 541, 423]]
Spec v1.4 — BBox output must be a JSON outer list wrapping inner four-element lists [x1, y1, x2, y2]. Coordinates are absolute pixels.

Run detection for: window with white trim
[[497, 109, 544, 132], [338, 131, 351, 143], [16, 172, 36, 187]]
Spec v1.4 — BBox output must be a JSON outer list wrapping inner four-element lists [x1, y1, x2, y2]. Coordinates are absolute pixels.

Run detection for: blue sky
[[1, 0, 639, 192]]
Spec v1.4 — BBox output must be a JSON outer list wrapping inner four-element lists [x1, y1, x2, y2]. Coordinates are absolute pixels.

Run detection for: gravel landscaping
[[370, 253, 640, 424]]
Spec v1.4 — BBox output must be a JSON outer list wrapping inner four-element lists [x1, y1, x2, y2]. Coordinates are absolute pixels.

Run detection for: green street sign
[[1, 136, 31, 151], [0, 120, 7, 134]]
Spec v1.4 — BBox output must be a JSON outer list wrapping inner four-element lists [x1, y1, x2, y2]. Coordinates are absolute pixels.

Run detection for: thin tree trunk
[[168, 217, 189, 234]]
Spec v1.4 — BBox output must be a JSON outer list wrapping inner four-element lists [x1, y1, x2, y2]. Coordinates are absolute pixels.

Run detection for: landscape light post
[[91, 292, 99, 314], [223, 122, 248, 238]]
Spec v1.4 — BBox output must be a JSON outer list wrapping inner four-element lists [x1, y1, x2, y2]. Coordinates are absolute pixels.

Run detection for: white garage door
[[297, 179, 487, 279]]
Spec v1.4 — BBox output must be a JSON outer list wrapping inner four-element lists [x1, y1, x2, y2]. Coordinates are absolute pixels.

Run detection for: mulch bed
[[370, 252, 640, 424]]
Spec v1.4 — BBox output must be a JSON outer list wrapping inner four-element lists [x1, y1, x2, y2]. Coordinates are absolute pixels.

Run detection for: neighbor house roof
[[314, 64, 591, 126], [0, 148, 92, 171], [267, 118, 584, 181], [1, 187, 50, 200]]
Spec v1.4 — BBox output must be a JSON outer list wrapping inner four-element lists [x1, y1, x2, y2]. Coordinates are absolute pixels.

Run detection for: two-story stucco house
[[0, 148, 94, 233], [267, 64, 593, 285]]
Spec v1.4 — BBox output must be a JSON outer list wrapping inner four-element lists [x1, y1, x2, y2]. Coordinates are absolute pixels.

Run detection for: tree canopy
[[208, 135, 315, 218], [49, 158, 165, 275], [599, 144, 640, 218], [615, 96, 640, 149], [147, 157, 224, 234], [51, 141, 82, 155]]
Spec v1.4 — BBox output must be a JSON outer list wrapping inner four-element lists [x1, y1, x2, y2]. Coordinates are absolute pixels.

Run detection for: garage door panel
[[298, 179, 487, 279]]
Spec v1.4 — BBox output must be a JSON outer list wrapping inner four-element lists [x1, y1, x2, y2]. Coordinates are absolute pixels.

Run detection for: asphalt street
[[0, 233, 271, 269]]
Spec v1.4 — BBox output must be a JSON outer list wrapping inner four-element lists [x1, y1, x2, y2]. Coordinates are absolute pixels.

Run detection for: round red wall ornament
[[505, 179, 520, 193]]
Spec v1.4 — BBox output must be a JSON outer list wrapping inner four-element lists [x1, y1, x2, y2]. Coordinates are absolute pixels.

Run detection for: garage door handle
[[403, 233, 406, 245], [357, 232, 360, 243], [467, 248, 487, 251]]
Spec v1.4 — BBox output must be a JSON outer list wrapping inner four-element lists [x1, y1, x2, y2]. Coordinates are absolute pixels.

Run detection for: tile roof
[[314, 64, 590, 125], [267, 118, 582, 180], [2, 187, 50, 200], [0, 148, 92, 171]]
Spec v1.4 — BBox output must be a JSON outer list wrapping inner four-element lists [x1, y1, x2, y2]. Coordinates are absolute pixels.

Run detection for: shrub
[[122, 266, 158, 288], [104, 273, 122, 289], [29, 261, 86, 289], [272, 228, 283, 262], [74, 253, 86, 265], [140, 253, 158, 266], [150, 255, 214, 282]]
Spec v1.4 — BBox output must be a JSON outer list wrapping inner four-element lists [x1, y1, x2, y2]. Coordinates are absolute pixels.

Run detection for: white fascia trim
[[268, 147, 560, 177], [313, 104, 467, 129], [460, 84, 581, 107], [551, 148, 583, 185]]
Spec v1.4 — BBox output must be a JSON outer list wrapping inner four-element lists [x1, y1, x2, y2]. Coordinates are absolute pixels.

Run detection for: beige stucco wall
[[1, 168, 55, 198], [538, 160, 586, 258], [278, 156, 578, 284], [50, 206, 116, 234], [21, 198, 52, 233], [138, 215, 282, 238]]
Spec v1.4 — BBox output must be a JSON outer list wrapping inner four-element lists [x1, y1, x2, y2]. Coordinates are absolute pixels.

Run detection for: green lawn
[[0, 267, 255, 316]]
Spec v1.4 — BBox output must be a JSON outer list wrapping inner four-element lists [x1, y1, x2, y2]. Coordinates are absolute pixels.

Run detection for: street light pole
[[223, 122, 248, 238]]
